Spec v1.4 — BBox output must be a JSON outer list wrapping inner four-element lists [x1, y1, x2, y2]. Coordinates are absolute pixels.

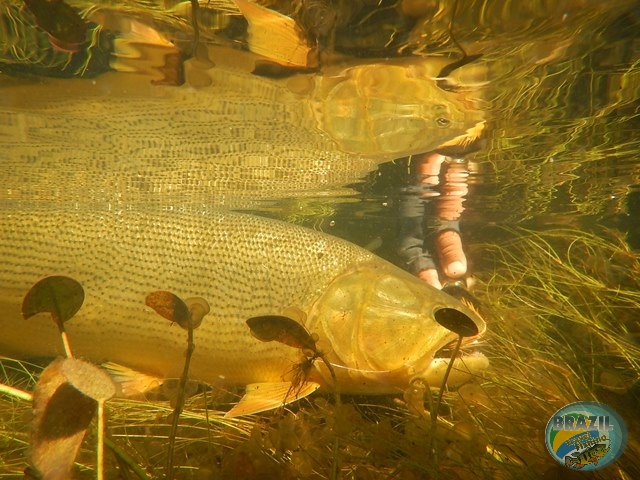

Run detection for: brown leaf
[[145, 291, 191, 328], [31, 359, 100, 480], [22, 276, 84, 325], [247, 315, 317, 351]]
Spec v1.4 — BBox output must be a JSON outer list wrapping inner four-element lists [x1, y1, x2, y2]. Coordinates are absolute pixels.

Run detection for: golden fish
[[0, 207, 487, 416], [564, 443, 611, 469]]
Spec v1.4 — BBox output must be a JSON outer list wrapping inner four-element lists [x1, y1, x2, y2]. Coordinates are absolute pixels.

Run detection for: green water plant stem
[[0, 382, 33, 402]]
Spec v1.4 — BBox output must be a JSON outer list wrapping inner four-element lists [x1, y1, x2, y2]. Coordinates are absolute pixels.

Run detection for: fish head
[[309, 58, 486, 159], [306, 260, 486, 393]]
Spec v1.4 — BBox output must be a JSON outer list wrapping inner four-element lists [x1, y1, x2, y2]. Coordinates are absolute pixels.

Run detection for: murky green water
[[1, 0, 639, 478]]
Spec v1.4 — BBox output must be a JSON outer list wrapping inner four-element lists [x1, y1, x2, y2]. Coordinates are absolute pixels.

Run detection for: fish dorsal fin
[[224, 381, 320, 418], [102, 362, 163, 397]]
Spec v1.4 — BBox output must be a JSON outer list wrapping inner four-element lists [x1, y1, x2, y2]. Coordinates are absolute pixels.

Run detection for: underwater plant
[[145, 291, 211, 480], [6, 276, 116, 480], [2, 228, 637, 478]]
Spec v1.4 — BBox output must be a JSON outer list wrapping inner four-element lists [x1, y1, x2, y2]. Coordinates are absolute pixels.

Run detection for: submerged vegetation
[[1, 0, 638, 478], [1, 228, 638, 478], [468, 227, 640, 477]]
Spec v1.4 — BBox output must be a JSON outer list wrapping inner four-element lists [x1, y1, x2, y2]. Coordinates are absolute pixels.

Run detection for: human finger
[[417, 268, 443, 290], [436, 229, 467, 279]]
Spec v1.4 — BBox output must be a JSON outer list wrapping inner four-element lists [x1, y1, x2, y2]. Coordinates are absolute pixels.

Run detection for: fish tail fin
[[102, 361, 163, 397], [564, 455, 575, 468], [234, 0, 317, 69]]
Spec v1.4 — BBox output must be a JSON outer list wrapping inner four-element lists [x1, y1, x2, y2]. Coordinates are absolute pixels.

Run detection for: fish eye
[[436, 117, 451, 127]]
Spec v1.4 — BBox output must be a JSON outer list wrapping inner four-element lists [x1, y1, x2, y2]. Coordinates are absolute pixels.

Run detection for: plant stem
[[430, 335, 463, 479], [166, 321, 196, 479], [319, 353, 340, 480], [0, 382, 33, 402], [56, 316, 74, 358], [433, 335, 463, 428], [104, 437, 152, 480], [97, 399, 105, 480]]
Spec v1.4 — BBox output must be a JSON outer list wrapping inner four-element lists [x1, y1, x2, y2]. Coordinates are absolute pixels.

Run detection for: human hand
[[397, 152, 469, 290], [418, 152, 469, 288]]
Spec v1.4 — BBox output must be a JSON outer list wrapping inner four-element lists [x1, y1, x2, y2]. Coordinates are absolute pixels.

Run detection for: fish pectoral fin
[[101, 362, 164, 397], [224, 381, 320, 418]]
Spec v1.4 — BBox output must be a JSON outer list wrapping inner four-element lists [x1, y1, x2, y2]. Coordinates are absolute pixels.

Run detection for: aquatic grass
[[476, 227, 640, 379], [1, 227, 639, 478], [0, 361, 257, 478], [0, 356, 41, 390], [462, 226, 640, 475]]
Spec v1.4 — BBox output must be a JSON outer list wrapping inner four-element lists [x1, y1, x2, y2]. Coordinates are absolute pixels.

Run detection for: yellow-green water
[[1, 0, 639, 478]]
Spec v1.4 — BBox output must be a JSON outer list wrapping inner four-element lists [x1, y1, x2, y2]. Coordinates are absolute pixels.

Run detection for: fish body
[[564, 443, 611, 469], [0, 205, 486, 412], [0, 18, 486, 413]]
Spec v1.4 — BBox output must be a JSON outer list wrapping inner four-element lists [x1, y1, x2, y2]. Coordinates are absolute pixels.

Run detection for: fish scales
[[0, 206, 371, 384], [0, 205, 485, 400]]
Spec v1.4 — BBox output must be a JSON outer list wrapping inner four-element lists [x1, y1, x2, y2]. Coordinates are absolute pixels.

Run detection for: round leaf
[[247, 315, 317, 351], [146, 291, 191, 329], [22, 276, 84, 324]]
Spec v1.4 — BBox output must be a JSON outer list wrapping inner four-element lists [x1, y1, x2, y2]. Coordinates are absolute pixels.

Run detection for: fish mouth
[[424, 301, 488, 383], [433, 304, 482, 338], [433, 337, 483, 360], [398, 297, 487, 390], [414, 334, 488, 390]]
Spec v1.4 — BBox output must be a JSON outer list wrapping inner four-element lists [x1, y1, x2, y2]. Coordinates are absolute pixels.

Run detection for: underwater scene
[[0, 0, 639, 478]]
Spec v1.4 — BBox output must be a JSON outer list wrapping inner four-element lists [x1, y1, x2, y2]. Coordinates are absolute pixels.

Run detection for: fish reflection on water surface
[[0, 48, 485, 208]]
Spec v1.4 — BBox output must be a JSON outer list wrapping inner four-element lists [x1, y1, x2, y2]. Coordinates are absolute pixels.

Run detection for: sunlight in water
[[0, 0, 639, 478]]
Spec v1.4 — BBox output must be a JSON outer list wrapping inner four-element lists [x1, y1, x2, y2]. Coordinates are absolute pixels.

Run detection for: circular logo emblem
[[545, 401, 628, 470]]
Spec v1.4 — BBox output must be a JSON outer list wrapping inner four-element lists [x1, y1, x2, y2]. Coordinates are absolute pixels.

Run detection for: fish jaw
[[306, 260, 486, 394]]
